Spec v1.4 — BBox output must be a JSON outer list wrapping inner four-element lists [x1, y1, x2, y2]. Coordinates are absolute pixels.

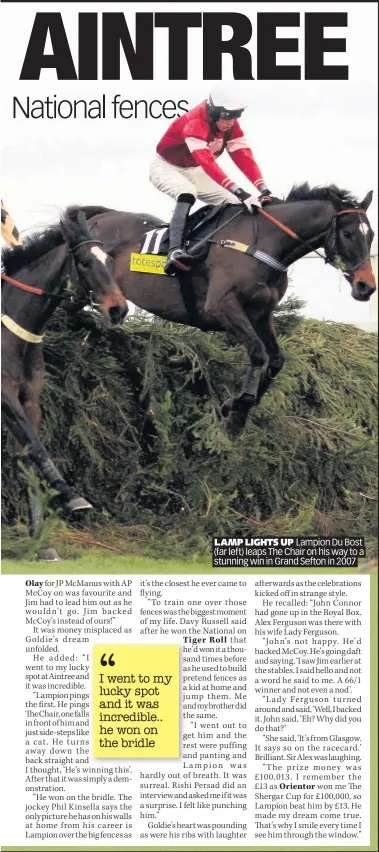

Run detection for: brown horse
[[1, 208, 128, 558], [79, 183, 376, 435]]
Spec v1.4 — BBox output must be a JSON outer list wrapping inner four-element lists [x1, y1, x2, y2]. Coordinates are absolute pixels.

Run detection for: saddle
[[133, 202, 289, 277], [138, 203, 228, 264]]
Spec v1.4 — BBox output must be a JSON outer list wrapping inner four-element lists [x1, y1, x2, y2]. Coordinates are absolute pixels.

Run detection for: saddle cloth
[[138, 203, 226, 260]]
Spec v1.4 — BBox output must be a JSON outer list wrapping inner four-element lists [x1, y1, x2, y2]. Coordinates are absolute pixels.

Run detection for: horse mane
[[78, 205, 116, 220], [1, 206, 93, 276], [285, 182, 359, 206]]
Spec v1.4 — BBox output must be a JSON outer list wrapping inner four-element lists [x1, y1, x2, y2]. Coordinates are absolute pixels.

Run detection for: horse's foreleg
[[2, 386, 92, 513], [253, 312, 285, 406], [205, 290, 267, 437], [20, 351, 45, 537]]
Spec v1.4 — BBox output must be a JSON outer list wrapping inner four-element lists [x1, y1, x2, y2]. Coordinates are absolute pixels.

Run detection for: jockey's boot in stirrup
[[164, 198, 194, 276]]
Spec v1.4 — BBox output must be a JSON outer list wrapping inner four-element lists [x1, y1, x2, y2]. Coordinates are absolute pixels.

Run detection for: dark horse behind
[[79, 183, 376, 435], [1, 207, 128, 558]]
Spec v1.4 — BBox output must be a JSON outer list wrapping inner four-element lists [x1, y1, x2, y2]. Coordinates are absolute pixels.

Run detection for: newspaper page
[[1, 2, 378, 852]]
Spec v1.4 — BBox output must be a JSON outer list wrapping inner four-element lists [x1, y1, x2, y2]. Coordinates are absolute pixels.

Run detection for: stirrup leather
[[165, 249, 191, 273]]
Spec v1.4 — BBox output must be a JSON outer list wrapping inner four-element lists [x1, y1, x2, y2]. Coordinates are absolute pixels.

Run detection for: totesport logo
[[130, 253, 167, 274]]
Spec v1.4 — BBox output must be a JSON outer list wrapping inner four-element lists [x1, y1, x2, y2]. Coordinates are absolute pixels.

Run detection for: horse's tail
[[65, 205, 117, 222]]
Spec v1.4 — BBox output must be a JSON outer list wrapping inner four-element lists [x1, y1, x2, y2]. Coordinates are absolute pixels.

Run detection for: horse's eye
[[343, 231, 352, 239]]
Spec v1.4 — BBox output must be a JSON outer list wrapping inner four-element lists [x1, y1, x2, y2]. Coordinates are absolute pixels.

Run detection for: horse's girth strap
[[220, 240, 288, 272], [1, 314, 44, 344]]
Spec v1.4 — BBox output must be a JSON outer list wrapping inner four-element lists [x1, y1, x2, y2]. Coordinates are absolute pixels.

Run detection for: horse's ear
[[360, 190, 373, 211], [60, 217, 72, 242], [90, 220, 100, 240], [327, 189, 343, 211], [77, 210, 88, 229]]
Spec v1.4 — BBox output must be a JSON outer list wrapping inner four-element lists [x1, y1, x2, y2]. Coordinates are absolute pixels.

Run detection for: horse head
[[60, 209, 128, 325], [326, 189, 376, 302]]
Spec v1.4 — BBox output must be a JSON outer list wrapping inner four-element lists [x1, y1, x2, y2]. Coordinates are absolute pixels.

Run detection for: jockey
[[150, 86, 276, 275], [1, 200, 23, 246]]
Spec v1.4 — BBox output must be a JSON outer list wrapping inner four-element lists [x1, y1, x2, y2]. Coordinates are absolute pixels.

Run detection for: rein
[[1, 272, 74, 302]]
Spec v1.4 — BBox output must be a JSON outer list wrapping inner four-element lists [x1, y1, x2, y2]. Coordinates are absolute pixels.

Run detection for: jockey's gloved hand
[[258, 187, 274, 205], [231, 186, 261, 213], [257, 189, 283, 206]]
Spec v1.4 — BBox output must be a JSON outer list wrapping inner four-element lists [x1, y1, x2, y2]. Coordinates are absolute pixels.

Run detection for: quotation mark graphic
[[100, 653, 115, 666]]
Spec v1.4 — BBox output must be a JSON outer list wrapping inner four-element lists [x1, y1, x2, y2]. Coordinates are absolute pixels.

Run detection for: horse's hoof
[[221, 398, 234, 418], [66, 496, 93, 512], [36, 547, 62, 562], [226, 411, 246, 439]]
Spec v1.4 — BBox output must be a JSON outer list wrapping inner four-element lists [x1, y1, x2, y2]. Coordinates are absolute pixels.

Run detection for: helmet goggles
[[216, 108, 244, 119], [207, 91, 246, 121]]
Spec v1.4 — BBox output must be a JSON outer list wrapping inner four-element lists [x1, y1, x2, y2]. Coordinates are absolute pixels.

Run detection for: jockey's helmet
[[207, 86, 248, 120]]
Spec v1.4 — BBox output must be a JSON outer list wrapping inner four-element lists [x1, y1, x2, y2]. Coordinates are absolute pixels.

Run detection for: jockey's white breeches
[[149, 154, 240, 205]]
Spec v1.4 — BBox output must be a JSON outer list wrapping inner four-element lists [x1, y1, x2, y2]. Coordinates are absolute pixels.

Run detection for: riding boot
[[164, 197, 194, 276]]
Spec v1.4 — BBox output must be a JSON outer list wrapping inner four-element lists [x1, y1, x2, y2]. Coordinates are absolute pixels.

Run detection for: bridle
[[1, 237, 108, 309], [256, 205, 371, 276], [66, 238, 106, 309], [321, 209, 371, 277]]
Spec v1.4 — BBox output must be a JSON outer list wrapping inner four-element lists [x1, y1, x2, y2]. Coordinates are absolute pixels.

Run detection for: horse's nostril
[[109, 303, 127, 324], [109, 305, 121, 322]]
